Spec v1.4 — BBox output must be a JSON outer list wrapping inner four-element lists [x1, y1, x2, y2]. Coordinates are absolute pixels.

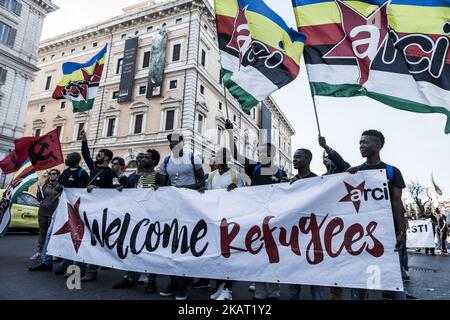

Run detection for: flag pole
[[223, 84, 230, 121], [213, 1, 230, 123], [304, 65, 322, 137], [93, 33, 114, 149]]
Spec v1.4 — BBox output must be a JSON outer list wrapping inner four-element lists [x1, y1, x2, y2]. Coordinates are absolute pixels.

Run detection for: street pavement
[[1, 232, 449, 300]]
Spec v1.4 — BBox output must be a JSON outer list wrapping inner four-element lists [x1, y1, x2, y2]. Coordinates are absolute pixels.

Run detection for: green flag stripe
[[72, 99, 94, 113], [311, 81, 450, 134], [221, 68, 259, 114]]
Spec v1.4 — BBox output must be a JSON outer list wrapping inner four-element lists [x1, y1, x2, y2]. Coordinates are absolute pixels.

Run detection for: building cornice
[[29, 0, 59, 14], [0, 48, 39, 74], [39, 0, 213, 53]]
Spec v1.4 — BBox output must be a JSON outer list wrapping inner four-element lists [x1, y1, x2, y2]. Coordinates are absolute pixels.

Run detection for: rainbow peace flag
[[52, 44, 107, 113], [215, 0, 305, 114], [292, 0, 450, 133], [0, 160, 38, 237]]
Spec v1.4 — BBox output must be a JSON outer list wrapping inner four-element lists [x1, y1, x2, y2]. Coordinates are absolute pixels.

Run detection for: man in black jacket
[[54, 152, 89, 275], [80, 130, 117, 192], [348, 129, 407, 300], [58, 152, 89, 188], [79, 130, 117, 281]]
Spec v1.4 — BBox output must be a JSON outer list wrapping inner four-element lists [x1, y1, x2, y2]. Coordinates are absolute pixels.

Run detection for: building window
[[245, 141, 250, 158], [162, 23, 167, 28], [172, 43, 181, 62], [164, 110, 175, 131], [169, 80, 178, 90], [252, 108, 256, 120], [199, 84, 205, 96], [93, 42, 98, 47], [71, 48, 76, 54], [121, 34, 127, 40], [175, 18, 182, 25], [39, 105, 45, 113], [112, 91, 119, 99], [116, 58, 123, 74], [61, 52, 65, 57], [233, 114, 237, 123], [0, 66, 7, 85], [201, 49, 206, 67], [218, 102, 222, 111], [45, 76, 52, 90], [34, 128, 41, 137], [147, 26, 153, 32], [1, 0, 22, 15], [82, 46, 86, 50], [106, 118, 116, 137], [0, 22, 16, 47], [60, 101, 66, 110], [217, 127, 224, 146], [55, 125, 62, 138], [196, 113, 205, 135], [51, 55, 55, 60], [75, 123, 85, 140], [139, 86, 147, 95], [135, 30, 139, 35], [133, 114, 144, 134], [142, 51, 150, 68], [203, 24, 208, 30]]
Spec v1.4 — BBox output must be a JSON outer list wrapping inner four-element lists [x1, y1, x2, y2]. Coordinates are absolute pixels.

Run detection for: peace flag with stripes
[[292, 0, 450, 133], [215, 0, 306, 114]]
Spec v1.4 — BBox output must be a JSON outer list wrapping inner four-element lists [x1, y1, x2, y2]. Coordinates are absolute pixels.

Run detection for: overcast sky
[[41, 0, 450, 203]]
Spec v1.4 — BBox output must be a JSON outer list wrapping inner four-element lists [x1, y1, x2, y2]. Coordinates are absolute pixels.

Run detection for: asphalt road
[[1, 233, 449, 300]]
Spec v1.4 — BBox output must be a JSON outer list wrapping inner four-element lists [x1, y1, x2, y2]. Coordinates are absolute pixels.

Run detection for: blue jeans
[[58, 259, 72, 269], [41, 214, 56, 265], [289, 284, 325, 300]]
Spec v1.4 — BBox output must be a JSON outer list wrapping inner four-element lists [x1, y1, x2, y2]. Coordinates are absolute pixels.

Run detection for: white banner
[[47, 170, 403, 291], [406, 219, 435, 248]]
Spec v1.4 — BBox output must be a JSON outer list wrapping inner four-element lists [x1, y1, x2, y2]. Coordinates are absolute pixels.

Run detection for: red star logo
[[227, 5, 251, 65], [54, 198, 85, 253], [81, 61, 103, 85], [324, 0, 389, 86], [339, 181, 366, 213]]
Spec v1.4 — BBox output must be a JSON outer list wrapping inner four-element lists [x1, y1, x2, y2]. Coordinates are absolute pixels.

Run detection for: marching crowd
[[27, 120, 413, 300], [411, 207, 449, 256]]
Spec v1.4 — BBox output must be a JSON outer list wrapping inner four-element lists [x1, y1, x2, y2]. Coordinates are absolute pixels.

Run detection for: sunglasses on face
[[50, 172, 58, 176]]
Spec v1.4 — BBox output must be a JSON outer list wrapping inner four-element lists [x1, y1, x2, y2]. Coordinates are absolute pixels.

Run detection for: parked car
[[0, 189, 39, 233]]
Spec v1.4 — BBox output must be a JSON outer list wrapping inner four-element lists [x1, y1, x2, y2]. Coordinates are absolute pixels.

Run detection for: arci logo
[[339, 181, 390, 213]]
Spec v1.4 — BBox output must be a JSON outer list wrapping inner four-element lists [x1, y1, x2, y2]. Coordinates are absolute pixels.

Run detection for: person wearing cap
[[159, 132, 206, 300]]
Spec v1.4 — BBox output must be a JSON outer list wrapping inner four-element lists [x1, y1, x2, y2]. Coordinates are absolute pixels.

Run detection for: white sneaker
[[30, 252, 41, 261], [210, 283, 225, 300], [216, 288, 232, 300], [248, 282, 256, 292]]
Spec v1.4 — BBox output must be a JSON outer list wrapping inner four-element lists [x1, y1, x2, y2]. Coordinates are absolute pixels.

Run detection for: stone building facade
[[0, 0, 58, 185]]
